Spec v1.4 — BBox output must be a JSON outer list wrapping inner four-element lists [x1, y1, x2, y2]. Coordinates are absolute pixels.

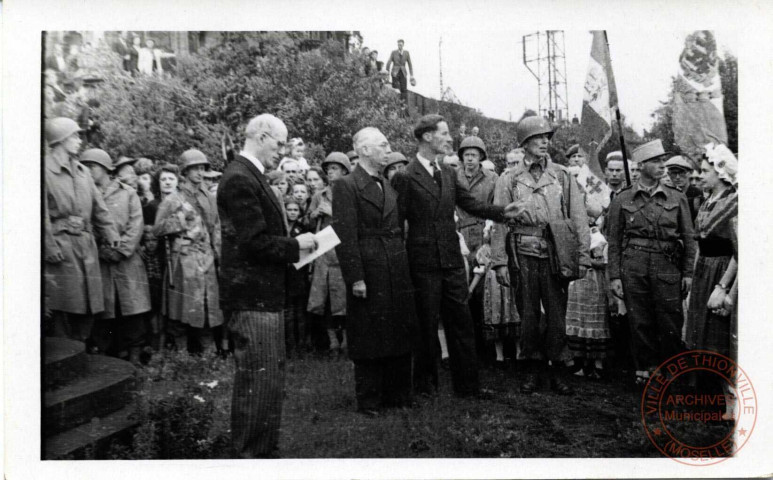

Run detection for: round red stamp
[[641, 350, 757, 466]]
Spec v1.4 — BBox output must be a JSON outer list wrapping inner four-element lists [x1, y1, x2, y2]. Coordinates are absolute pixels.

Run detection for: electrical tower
[[522, 31, 569, 123]]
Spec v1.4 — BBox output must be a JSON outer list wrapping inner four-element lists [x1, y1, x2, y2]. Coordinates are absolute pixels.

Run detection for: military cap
[[632, 140, 668, 164]]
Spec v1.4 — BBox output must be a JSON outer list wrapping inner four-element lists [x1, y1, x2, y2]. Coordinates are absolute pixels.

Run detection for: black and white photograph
[[4, 1, 773, 478]]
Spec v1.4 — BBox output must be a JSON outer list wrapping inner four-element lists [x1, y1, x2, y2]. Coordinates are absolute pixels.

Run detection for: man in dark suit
[[385, 39, 414, 103], [217, 113, 317, 458], [391, 114, 521, 398], [332, 127, 419, 415]]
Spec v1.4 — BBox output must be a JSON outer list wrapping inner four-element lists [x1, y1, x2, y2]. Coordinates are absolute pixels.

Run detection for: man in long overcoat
[[80, 148, 151, 361], [332, 128, 418, 414], [44, 118, 120, 342], [391, 114, 520, 398], [217, 113, 317, 458]]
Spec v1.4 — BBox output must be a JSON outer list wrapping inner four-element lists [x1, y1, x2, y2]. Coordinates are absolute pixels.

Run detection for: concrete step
[[44, 355, 136, 437], [44, 337, 88, 391], [43, 404, 139, 459]]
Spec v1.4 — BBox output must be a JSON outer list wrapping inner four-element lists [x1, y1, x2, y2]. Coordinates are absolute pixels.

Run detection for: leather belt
[[625, 237, 677, 252], [509, 225, 546, 238], [51, 215, 92, 235]]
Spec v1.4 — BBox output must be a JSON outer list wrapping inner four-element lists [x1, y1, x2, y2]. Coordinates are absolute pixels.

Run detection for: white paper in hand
[[293, 225, 341, 269]]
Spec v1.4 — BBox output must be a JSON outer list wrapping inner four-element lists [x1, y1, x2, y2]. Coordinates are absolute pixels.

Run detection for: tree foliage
[[79, 34, 416, 169]]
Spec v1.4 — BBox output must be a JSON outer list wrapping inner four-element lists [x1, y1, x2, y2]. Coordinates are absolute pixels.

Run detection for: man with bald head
[[218, 113, 317, 458], [333, 127, 418, 414]]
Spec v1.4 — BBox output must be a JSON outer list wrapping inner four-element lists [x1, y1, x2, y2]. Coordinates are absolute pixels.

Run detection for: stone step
[[43, 404, 139, 459], [44, 355, 136, 437], [44, 337, 88, 390]]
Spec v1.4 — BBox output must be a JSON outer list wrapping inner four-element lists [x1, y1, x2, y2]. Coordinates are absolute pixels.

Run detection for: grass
[[122, 346, 732, 459]]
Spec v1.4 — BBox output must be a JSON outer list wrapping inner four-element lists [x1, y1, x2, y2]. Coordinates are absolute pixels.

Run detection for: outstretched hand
[[503, 199, 527, 219], [352, 280, 367, 299]]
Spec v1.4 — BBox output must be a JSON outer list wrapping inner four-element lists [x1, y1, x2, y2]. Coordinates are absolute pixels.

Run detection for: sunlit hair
[[245, 114, 282, 141], [289, 138, 305, 149], [353, 127, 381, 154]]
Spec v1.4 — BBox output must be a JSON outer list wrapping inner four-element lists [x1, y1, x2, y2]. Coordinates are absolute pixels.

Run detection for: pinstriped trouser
[[227, 310, 286, 458]]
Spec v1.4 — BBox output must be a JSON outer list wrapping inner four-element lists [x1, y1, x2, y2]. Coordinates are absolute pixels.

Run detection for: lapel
[[235, 155, 283, 219], [408, 157, 440, 200], [353, 165, 384, 213]]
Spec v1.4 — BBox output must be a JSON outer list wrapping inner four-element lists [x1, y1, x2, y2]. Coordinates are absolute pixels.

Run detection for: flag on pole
[[672, 31, 728, 168], [579, 31, 619, 179]]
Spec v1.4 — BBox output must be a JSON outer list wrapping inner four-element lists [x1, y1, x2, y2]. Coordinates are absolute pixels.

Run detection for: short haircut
[[353, 127, 381, 154], [413, 114, 446, 141], [284, 196, 299, 207], [280, 159, 300, 171], [245, 113, 282, 141], [398, 39, 405, 43]]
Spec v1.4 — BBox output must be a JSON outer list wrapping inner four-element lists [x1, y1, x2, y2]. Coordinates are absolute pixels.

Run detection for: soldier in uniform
[[455, 136, 499, 363], [491, 116, 590, 395], [80, 149, 151, 362], [607, 139, 697, 385]]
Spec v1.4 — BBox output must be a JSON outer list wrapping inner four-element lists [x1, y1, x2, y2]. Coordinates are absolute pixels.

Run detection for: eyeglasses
[[263, 131, 286, 150]]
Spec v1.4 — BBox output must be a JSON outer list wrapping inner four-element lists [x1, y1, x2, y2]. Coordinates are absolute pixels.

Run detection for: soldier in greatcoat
[[332, 127, 419, 414], [80, 149, 151, 361], [44, 118, 120, 343]]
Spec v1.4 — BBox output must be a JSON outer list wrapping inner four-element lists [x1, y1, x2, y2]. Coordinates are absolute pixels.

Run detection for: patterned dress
[[565, 230, 612, 359], [685, 188, 737, 357]]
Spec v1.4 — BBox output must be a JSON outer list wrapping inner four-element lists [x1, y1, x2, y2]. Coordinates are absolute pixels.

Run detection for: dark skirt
[[685, 254, 733, 357]]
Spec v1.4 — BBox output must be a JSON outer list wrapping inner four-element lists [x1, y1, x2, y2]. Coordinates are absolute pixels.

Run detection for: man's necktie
[[371, 176, 383, 191], [433, 163, 443, 188]]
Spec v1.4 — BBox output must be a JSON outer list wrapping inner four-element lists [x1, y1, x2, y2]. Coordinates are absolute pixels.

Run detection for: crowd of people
[[44, 108, 738, 458]]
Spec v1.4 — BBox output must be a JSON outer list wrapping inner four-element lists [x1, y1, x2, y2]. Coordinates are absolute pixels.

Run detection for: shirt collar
[[635, 180, 666, 198], [240, 150, 265, 174], [416, 153, 437, 174]]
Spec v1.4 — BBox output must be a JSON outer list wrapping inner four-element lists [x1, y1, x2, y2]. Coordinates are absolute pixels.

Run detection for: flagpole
[[603, 31, 632, 187]]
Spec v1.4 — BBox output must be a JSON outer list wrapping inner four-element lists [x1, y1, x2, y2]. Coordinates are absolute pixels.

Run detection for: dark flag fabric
[[579, 31, 619, 179], [673, 31, 728, 169]]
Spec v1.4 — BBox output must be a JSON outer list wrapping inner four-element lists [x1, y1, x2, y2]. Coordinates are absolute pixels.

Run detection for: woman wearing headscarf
[[684, 143, 738, 419]]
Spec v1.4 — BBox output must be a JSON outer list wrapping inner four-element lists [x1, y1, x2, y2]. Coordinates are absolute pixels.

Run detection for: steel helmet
[[383, 151, 409, 171], [80, 148, 114, 172], [179, 149, 210, 172], [457, 135, 488, 161], [45, 117, 82, 146], [322, 152, 352, 173], [516, 116, 554, 145]]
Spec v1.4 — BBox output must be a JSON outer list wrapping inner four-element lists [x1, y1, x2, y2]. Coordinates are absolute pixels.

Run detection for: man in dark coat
[[391, 114, 520, 398], [332, 127, 418, 415], [217, 113, 317, 458], [385, 39, 414, 103]]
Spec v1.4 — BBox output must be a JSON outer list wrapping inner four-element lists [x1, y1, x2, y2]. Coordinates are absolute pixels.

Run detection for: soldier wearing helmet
[[382, 151, 408, 181], [491, 116, 591, 395], [81, 148, 152, 362], [456, 136, 500, 364], [44, 118, 120, 345], [309, 152, 352, 356], [173, 148, 226, 356]]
